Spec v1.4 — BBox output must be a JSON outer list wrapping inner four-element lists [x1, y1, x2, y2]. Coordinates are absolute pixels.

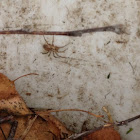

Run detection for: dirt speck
[[25, 93, 31, 96], [136, 29, 140, 38], [133, 79, 140, 92], [77, 87, 85, 102], [47, 94, 53, 98]]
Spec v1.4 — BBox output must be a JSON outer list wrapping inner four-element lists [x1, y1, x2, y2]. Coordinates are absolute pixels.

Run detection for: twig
[[68, 125, 112, 140], [0, 24, 126, 37], [18, 115, 38, 140], [47, 109, 103, 118], [0, 116, 17, 140], [13, 73, 38, 82], [7, 121, 18, 140], [116, 114, 140, 126], [0, 126, 7, 140], [68, 114, 140, 140], [0, 116, 14, 124], [0, 116, 14, 140]]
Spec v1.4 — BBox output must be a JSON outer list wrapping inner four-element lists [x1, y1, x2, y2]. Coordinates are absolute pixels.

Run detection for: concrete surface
[[0, 0, 140, 139]]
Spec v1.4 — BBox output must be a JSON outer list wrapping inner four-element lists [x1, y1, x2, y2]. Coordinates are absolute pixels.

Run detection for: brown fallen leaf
[[82, 107, 120, 140], [83, 127, 121, 140], [0, 113, 73, 140], [0, 73, 34, 115], [70, 107, 120, 140], [18, 115, 38, 140], [35, 110, 73, 139]]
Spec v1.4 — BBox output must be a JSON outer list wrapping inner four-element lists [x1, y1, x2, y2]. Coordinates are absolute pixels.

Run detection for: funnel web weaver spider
[[42, 36, 70, 58]]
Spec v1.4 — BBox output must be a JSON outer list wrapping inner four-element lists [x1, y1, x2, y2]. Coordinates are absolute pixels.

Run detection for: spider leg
[[43, 35, 49, 45], [48, 51, 51, 57], [52, 35, 54, 45], [58, 42, 70, 48], [53, 52, 59, 58], [41, 51, 49, 54], [55, 52, 66, 58], [58, 48, 68, 53]]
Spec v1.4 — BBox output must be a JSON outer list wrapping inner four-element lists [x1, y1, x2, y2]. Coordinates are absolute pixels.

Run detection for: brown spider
[[42, 36, 69, 58]]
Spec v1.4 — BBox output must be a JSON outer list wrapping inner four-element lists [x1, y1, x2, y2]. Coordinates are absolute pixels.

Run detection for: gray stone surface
[[0, 0, 140, 139]]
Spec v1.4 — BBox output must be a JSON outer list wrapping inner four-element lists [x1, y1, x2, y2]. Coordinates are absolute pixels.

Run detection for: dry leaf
[[18, 115, 38, 140], [82, 107, 120, 140], [35, 110, 73, 139], [0, 73, 32, 115], [0, 115, 56, 140], [83, 127, 121, 140], [0, 113, 73, 140]]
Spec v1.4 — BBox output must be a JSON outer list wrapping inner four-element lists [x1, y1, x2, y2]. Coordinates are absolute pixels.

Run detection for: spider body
[[42, 36, 69, 58], [43, 44, 60, 53]]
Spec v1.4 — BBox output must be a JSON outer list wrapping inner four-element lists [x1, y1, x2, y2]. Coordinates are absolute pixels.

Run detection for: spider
[[42, 36, 69, 58]]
